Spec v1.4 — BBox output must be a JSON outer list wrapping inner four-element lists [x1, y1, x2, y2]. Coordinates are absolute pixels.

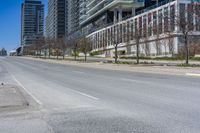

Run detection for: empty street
[[0, 57, 200, 133]]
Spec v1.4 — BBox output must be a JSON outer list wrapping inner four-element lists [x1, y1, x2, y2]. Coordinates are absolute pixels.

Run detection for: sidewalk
[[19, 56, 200, 77], [36, 56, 200, 65]]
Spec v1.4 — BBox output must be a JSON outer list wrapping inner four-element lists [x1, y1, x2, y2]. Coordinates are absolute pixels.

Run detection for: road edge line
[[11, 74, 43, 105]]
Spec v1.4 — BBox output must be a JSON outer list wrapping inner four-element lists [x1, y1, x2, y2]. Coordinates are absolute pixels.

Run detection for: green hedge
[[120, 56, 152, 60], [90, 51, 103, 56], [191, 57, 200, 61]]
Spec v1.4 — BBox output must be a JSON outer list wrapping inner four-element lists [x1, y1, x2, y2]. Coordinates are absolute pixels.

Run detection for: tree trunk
[[63, 50, 65, 60], [84, 54, 87, 62], [185, 35, 189, 64], [48, 47, 50, 59], [57, 52, 58, 60], [40, 50, 42, 58], [136, 41, 140, 64], [84, 53, 87, 62], [74, 49, 77, 61], [115, 45, 118, 63], [45, 50, 47, 59]]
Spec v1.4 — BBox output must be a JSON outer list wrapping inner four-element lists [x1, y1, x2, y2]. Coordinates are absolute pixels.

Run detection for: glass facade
[[21, 0, 44, 46]]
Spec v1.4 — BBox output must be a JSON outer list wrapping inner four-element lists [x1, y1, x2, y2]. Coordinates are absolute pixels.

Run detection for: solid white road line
[[186, 73, 200, 77], [11, 74, 43, 105]]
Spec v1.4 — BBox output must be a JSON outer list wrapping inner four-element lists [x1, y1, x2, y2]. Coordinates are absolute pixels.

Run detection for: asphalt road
[[0, 56, 200, 133]]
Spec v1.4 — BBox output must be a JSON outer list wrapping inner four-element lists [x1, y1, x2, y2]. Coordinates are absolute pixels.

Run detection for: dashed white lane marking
[[121, 78, 145, 84], [68, 88, 99, 100], [14, 62, 29, 67], [73, 71, 85, 74], [11, 74, 43, 105], [15, 62, 38, 70], [186, 73, 200, 77]]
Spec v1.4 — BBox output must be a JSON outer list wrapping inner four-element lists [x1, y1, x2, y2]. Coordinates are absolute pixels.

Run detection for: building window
[[143, 15, 147, 37], [158, 9, 163, 34], [126, 21, 129, 42], [179, 3, 186, 31], [120, 24, 123, 43], [170, 5, 175, 31], [148, 13, 152, 36], [164, 7, 169, 33], [108, 28, 111, 46], [123, 23, 127, 43], [139, 17, 143, 37], [153, 11, 157, 35], [130, 20, 134, 40], [135, 18, 138, 37], [195, 5, 200, 31], [187, 4, 194, 31]]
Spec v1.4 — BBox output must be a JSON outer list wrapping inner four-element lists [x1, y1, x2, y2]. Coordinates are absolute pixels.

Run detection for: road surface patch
[[0, 85, 29, 110]]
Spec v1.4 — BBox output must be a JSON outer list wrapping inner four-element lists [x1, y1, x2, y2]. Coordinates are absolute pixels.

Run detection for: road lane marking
[[186, 73, 200, 77], [73, 71, 85, 74], [11, 74, 43, 105], [14, 62, 38, 71], [14, 62, 29, 67], [121, 78, 145, 84], [68, 88, 99, 100]]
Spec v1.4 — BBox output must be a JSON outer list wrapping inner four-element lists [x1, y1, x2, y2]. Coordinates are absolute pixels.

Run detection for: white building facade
[[87, 0, 200, 57]]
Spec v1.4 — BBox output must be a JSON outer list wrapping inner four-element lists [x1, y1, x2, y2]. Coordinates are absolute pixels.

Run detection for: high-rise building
[[21, 0, 44, 46], [68, 0, 80, 34], [80, 0, 145, 34], [67, 0, 144, 36], [46, 0, 68, 38], [87, 0, 200, 57]]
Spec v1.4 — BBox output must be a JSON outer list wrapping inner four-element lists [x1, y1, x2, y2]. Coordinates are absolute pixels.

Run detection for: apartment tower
[[21, 0, 44, 46]]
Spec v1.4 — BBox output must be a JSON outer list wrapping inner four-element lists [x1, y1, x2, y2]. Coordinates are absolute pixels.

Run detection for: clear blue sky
[[0, 0, 47, 51]]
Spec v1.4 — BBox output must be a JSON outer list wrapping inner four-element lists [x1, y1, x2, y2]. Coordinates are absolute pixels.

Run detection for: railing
[[86, 0, 175, 35], [136, 0, 175, 15]]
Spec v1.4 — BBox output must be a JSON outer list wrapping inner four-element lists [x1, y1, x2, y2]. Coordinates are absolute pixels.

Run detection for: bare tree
[[108, 25, 120, 63], [68, 37, 79, 61], [175, 5, 196, 64], [155, 33, 162, 56], [53, 38, 61, 60], [78, 36, 92, 61], [58, 37, 67, 60], [144, 36, 150, 56], [73, 42, 78, 61], [133, 20, 143, 64], [45, 37, 55, 59], [35, 37, 45, 58]]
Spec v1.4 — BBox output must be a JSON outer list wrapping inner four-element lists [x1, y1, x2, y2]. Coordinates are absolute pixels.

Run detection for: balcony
[[81, 0, 144, 26]]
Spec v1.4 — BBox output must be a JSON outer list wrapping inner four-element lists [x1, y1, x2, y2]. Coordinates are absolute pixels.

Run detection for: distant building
[[68, 0, 80, 34], [0, 48, 7, 56], [46, 0, 68, 38], [21, 0, 44, 46]]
